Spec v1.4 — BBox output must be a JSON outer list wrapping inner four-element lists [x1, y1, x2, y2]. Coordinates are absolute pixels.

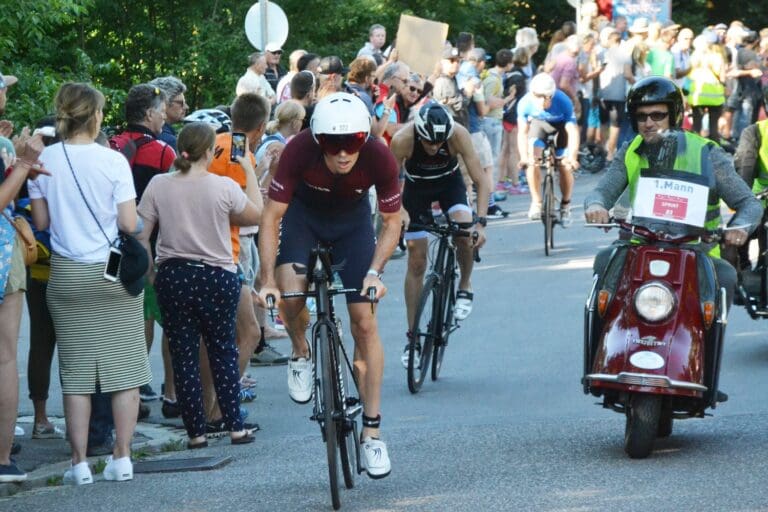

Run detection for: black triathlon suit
[[403, 128, 469, 232]]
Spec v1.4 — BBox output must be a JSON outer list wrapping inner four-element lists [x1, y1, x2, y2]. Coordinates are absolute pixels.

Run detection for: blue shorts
[[277, 199, 375, 304], [587, 106, 600, 129]]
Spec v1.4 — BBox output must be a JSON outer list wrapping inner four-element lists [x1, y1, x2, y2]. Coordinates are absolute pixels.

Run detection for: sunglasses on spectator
[[636, 111, 669, 122], [409, 86, 423, 94], [316, 132, 368, 155], [269, 50, 283, 55]]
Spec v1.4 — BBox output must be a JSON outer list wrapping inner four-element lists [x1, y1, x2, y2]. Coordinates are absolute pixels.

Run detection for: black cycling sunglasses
[[635, 111, 669, 122]]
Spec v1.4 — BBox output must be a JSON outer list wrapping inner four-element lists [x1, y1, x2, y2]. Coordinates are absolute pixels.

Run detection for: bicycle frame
[[540, 134, 559, 255]]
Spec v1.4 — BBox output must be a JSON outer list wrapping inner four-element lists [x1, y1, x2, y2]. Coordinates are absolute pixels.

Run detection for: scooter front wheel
[[624, 394, 662, 459]]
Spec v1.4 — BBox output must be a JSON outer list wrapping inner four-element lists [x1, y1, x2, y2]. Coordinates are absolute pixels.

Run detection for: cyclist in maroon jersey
[[257, 92, 400, 479]]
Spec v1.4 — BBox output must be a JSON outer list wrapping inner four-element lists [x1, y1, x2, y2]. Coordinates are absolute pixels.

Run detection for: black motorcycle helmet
[[626, 76, 684, 132], [414, 102, 454, 143]]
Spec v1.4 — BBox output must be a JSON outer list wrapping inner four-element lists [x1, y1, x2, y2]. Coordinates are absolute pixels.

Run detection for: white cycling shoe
[[287, 357, 313, 404], [454, 290, 474, 321], [361, 437, 391, 479]]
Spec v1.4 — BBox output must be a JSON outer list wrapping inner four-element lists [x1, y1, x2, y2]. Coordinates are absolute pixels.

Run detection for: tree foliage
[[0, 0, 766, 129]]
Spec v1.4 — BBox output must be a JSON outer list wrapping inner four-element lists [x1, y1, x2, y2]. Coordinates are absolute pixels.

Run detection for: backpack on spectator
[[108, 132, 154, 168]]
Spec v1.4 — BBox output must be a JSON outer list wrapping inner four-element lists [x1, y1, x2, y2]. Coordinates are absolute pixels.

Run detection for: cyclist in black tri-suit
[[390, 102, 490, 368]]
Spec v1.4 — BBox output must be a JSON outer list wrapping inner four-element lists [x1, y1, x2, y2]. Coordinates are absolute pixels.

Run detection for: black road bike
[[268, 244, 375, 510], [540, 133, 561, 256], [406, 221, 479, 394]]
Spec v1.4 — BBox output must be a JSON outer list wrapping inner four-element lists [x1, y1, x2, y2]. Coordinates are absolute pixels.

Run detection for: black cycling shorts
[[599, 100, 626, 128], [402, 169, 469, 234], [276, 199, 375, 304]]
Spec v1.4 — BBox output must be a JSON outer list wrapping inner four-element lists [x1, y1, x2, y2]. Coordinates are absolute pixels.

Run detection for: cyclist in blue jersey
[[516, 73, 580, 224]]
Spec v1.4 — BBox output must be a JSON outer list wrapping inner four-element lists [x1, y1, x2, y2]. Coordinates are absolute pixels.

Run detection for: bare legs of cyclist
[[525, 142, 575, 224]]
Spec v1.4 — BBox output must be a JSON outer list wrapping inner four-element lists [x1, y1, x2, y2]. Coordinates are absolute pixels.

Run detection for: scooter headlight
[[634, 282, 675, 322]]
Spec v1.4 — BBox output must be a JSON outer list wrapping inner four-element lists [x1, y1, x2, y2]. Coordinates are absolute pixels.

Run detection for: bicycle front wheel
[[408, 275, 439, 393], [432, 257, 456, 381], [335, 325, 358, 489], [318, 323, 342, 509], [542, 173, 555, 256]]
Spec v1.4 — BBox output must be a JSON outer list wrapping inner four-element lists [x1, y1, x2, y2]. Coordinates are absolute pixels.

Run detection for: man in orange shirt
[[204, 93, 284, 433]]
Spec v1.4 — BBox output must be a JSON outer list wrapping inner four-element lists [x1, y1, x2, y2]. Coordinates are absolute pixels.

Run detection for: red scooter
[[583, 220, 731, 459]]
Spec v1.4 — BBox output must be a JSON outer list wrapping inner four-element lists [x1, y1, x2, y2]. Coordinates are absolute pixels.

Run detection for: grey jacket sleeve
[[583, 142, 631, 211], [733, 124, 760, 188], [712, 145, 763, 233]]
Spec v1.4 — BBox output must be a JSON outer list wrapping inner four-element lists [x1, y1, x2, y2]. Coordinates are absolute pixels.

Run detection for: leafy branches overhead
[[1, 0, 767, 129]]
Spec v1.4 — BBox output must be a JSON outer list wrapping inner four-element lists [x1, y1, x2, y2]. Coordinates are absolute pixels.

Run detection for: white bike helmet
[[310, 92, 371, 142], [183, 108, 232, 133], [529, 73, 556, 98]]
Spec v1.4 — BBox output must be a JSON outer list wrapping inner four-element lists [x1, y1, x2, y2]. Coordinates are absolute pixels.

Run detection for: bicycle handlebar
[[584, 219, 746, 244], [409, 222, 473, 237]]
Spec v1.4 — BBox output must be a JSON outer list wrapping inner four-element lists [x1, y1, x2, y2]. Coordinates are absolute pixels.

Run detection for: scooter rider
[[584, 76, 762, 312], [732, 87, 768, 271]]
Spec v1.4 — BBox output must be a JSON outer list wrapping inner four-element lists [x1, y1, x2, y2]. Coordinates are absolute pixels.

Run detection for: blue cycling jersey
[[516, 89, 577, 126]]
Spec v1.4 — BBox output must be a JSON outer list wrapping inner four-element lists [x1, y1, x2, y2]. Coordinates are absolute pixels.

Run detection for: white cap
[[265, 42, 282, 53]]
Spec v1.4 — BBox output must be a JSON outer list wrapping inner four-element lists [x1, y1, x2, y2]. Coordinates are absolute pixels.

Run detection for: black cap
[[118, 236, 149, 297], [317, 56, 348, 75]]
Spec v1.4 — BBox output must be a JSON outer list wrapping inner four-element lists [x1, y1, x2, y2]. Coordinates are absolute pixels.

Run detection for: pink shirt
[[138, 172, 248, 272], [551, 52, 579, 96]]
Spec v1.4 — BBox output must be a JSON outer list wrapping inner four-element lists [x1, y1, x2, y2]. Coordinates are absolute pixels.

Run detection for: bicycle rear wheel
[[542, 173, 555, 256], [432, 256, 456, 381], [408, 275, 439, 393], [318, 323, 342, 510]]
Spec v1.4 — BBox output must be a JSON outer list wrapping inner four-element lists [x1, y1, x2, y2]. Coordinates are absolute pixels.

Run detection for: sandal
[[231, 431, 256, 445], [187, 439, 208, 450], [454, 290, 474, 321]]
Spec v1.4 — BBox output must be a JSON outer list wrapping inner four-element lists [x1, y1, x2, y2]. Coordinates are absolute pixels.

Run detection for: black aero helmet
[[627, 76, 684, 132], [415, 102, 454, 143]]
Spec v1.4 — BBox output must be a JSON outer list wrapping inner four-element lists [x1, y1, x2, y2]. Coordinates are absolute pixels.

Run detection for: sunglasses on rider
[[316, 132, 368, 155], [409, 86, 423, 94], [635, 111, 669, 122]]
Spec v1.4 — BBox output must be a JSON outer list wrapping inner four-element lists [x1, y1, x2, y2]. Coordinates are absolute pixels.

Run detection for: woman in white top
[[29, 82, 151, 485]]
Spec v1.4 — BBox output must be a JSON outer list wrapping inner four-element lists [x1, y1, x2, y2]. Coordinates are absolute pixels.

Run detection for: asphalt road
[[7, 172, 768, 511]]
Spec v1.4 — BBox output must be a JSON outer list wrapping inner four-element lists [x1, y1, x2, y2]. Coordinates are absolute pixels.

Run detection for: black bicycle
[[406, 220, 478, 394], [268, 244, 375, 510], [540, 133, 560, 256]]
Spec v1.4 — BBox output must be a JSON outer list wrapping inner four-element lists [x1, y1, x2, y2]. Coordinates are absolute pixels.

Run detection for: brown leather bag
[[2, 212, 38, 266]]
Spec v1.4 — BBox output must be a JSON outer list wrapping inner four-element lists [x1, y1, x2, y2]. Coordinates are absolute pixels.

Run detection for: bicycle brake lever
[[472, 232, 481, 262], [367, 286, 376, 313]]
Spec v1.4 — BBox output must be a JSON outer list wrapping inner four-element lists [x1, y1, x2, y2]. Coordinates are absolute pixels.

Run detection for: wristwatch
[[366, 268, 383, 279], [475, 216, 487, 227]]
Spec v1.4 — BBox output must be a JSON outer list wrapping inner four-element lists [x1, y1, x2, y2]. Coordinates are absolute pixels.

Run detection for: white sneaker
[[361, 437, 391, 479], [63, 461, 93, 486], [560, 203, 572, 227], [287, 357, 313, 404], [103, 455, 133, 481]]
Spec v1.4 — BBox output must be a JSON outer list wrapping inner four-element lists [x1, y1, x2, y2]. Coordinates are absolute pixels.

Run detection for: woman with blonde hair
[[29, 82, 151, 485]]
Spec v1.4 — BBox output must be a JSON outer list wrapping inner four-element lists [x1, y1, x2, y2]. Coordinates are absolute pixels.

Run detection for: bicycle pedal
[[345, 397, 359, 407]]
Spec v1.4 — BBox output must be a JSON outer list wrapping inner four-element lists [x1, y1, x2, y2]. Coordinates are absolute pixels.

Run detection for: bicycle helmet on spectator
[[529, 73, 556, 98], [626, 76, 684, 132], [183, 108, 232, 133], [414, 102, 454, 143]]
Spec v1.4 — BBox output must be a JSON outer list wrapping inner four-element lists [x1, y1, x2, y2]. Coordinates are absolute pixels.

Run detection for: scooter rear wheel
[[624, 394, 662, 459]]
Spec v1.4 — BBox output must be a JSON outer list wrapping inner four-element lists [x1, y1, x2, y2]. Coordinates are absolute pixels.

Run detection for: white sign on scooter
[[633, 176, 709, 227]]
